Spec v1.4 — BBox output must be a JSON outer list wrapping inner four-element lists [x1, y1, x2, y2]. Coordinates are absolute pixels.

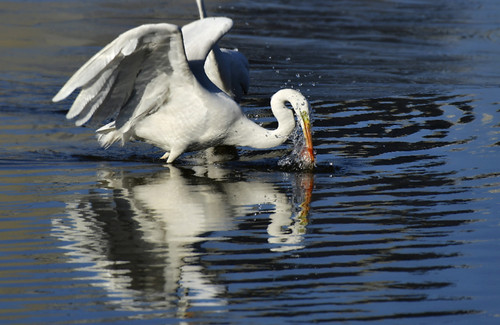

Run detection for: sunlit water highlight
[[1, 0, 499, 324]]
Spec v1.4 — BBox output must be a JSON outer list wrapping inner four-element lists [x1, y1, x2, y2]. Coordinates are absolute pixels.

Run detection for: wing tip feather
[[52, 88, 70, 102]]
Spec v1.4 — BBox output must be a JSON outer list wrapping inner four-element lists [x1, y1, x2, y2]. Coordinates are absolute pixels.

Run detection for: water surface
[[1, 0, 499, 324]]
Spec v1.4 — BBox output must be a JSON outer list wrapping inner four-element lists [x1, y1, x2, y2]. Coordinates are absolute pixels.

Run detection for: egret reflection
[[54, 165, 313, 315]]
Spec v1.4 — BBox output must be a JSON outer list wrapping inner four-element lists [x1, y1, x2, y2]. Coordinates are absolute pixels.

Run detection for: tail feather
[[96, 121, 124, 148]]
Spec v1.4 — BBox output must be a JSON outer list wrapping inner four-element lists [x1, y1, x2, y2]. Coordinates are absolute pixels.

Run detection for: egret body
[[52, 18, 314, 167]]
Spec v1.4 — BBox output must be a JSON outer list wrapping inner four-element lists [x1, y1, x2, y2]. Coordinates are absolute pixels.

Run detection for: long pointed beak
[[300, 111, 315, 166]]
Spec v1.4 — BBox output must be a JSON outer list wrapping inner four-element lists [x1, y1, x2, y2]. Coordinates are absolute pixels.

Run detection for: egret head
[[273, 89, 315, 169]]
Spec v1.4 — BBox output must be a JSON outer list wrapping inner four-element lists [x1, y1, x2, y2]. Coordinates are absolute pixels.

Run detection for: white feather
[[52, 17, 314, 166]]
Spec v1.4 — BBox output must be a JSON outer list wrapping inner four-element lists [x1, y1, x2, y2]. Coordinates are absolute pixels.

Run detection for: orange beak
[[299, 111, 315, 167]]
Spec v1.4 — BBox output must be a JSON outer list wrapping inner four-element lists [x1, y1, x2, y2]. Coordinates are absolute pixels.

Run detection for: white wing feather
[[53, 18, 233, 135], [53, 23, 185, 129], [182, 18, 233, 62], [182, 17, 249, 101]]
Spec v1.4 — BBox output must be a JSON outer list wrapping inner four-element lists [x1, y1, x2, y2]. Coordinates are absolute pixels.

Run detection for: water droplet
[[278, 126, 315, 171]]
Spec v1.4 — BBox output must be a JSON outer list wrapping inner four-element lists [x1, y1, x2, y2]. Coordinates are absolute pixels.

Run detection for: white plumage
[[52, 17, 314, 166], [187, 0, 250, 102]]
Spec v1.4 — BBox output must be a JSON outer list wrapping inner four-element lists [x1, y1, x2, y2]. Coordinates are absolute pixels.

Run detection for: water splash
[[278, 126, 316, 170]]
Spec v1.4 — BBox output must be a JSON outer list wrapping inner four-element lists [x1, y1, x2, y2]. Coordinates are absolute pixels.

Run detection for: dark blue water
[[1, 0, 499, 324]]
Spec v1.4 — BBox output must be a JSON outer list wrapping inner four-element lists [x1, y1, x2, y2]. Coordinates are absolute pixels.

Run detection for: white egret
[[182, 0, 249, 102], [52, 18, 315, 167]]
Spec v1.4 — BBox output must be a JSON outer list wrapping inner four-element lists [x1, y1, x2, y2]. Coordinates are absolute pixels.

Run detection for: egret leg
[[166, 147, 185, 164], [160, 152, 170, 160]]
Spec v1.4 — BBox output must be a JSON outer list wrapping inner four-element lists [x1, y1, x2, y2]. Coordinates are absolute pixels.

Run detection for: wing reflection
[[54, 165, 313, 316]]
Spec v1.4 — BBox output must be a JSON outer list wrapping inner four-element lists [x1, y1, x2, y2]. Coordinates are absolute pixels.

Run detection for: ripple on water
[[1, 0, 500, 323]]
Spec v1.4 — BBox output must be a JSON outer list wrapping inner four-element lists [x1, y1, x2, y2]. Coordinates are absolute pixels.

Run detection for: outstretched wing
[[182, 17, 249, 102], [182, 17, 232, 64], [53, 23, 187, 129], [53, 18, 232, 132]]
